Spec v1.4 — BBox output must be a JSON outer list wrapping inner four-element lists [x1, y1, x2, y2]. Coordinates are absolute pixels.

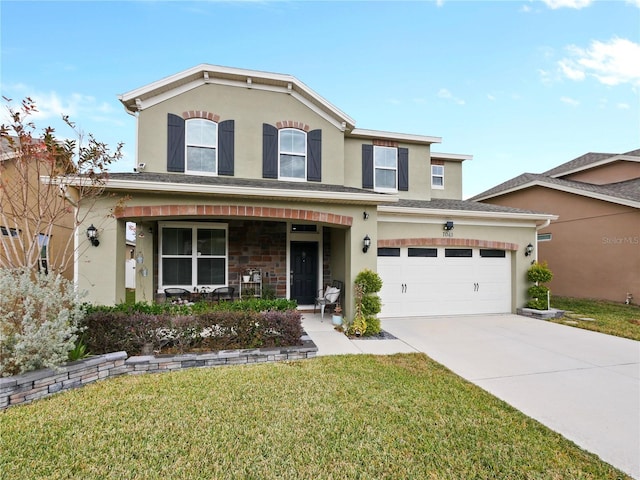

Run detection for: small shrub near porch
[[81, 299, 302, 355]]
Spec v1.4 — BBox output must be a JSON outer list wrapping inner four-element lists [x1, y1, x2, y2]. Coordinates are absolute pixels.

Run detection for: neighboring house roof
[[471, 150, 640, 209], [542, 149, 640, 178], [103, 172, 397, 205]]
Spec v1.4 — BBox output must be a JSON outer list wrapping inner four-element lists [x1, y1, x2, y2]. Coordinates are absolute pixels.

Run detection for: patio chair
[[164, 288, 192, 303], [210, 286, 235, 303], [314, 280, 343, 320]]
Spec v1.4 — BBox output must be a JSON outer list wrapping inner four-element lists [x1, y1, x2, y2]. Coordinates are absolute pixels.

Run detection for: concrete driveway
[[379, 314, 640, 480], [302, 312, 640, 478]]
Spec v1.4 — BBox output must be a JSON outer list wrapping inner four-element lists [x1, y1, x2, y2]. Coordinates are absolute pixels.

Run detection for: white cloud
[[542, 0, 593, 9], [625, 0, 640, 7], [520, 4, 532, 12], [558, 37, 640, 86], [487, 94, 496, 101], [437, 88, 465, 105], [560, 96, 580, 106], [617, 103, 630, 110]]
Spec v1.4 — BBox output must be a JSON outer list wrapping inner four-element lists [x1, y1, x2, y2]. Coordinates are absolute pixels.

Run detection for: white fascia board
[[378, 205, 557, 226], [119, 64, 356, 130], [550, 154, 640, 178], [475, 180, 640, 209], [349, 128, 442, 145], [50, 176, 396, 206], [431, 152, 473, 161]]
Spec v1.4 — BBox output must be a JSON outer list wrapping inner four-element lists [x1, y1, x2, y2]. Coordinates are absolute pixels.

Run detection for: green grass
[[551, 296, 640, 341], [0, 354, 629, 479]]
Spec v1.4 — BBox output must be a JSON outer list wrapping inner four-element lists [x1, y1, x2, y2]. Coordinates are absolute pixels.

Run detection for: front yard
[[0, 354, 629, 479], [551, 296, 640, 341]]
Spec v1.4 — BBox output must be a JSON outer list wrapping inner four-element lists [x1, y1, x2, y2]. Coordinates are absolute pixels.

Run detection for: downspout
[[536, 218, 551, 231]]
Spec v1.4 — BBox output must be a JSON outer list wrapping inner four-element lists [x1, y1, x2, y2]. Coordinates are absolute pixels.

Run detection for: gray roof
[[107, 172, 389, 196], [471, 150, 640, 205], [383, 198, 551, 215]]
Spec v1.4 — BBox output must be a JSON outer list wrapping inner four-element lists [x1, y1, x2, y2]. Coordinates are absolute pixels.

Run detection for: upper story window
[[167, 113, 234, 176], [374, 146, 398, 192], [186, 119, 218, 175], [362, 144, 408, 192], [262, 123, 322, 182], [431, 164, 444, 189], [279, 128, 306, 181]]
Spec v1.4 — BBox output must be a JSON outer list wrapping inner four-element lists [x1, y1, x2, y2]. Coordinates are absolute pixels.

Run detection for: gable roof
[[118, 64, 357, 132], [471, 149, 640, 209], [542, 149, 640, 178]]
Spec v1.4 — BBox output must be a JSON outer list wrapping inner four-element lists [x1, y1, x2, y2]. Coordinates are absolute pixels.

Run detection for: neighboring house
[[471, 150, 640, 304], [0, 137, 75, 280], [73, 64, 555, 316]]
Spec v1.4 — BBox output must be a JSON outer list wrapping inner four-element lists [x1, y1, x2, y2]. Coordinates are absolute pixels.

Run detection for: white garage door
[[378, 247, 511, 317]]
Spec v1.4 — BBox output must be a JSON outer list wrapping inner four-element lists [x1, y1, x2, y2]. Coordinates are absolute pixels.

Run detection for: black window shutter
[[398, 147, 409, 191], [167, 113, 185, 172], [307, 129, 322, 182], [263, 123, 278, 179], [218, 119, 234, 176], [362, 144, 373, 189]]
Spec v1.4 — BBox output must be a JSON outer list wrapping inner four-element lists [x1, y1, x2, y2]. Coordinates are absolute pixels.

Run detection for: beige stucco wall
[[430, 160, 463, 200], [483, 187, 639, 304], [377, 218, 536, 311], [136, 84, 346, 185]]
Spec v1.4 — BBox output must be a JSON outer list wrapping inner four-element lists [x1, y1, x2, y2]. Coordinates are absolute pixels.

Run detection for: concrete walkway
[[302, 313, 640, 479]]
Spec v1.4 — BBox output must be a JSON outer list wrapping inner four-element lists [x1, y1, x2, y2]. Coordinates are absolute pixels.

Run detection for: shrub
[[526, 262, 553, 310], [351, 269, 383, 336], [81, 307, 303, 355], [0, 269, 84, 376]]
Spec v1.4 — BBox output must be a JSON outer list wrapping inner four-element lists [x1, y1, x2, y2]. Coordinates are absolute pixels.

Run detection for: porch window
[[279, 128, 306, 180], [374, 146, 397, 192], [186, 118, 218, 175], [159, 222, 227, 290]]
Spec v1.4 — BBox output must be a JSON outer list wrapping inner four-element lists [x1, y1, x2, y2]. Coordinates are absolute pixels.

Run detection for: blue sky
[[1, 0, 638, 198]]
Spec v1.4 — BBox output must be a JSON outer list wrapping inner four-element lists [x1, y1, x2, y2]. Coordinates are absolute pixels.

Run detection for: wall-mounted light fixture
[[525, 243, 534, 257], [363, 211, 369, 220], [86, 224, 100, 247], [363, 234, 371, 253], [443, 221, 454, 231]]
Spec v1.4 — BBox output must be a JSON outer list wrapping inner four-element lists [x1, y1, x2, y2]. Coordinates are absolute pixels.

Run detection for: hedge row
[[81, 308, 303, 356]]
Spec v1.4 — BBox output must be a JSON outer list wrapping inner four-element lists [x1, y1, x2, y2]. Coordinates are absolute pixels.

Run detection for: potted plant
[[332, 304, 343, 326]]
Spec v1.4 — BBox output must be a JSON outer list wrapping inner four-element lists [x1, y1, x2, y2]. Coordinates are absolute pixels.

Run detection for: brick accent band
[[275, 121, 310, 132], [378, 238, 519, 251], [182, 111, 221, 123], [115, 205, 353, 227], [373, 139, 399, 148]]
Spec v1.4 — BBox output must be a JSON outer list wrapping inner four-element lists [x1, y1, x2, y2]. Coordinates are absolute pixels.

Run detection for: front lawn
[[0, 354, 628, 479], [551, 296, 640, 341]]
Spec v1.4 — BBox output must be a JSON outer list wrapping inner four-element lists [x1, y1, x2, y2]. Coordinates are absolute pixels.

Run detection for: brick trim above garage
[[115, 204, 353, 227], [378, 238, 519, 251]]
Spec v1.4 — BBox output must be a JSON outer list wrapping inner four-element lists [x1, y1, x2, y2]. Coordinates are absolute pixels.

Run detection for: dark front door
[[291, 241, 318, 305]]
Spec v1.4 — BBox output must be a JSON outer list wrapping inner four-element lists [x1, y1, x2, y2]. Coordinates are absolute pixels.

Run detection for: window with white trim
[[38, 233, 50, 274], [374, 146, 397, 192], [279, 128, 306, 180], [186, 119, 218, 175], [538, 233, 552, 242], [159, 222, 227, 290], [1, 226, 19, 237], [431, 164, 444, 189]]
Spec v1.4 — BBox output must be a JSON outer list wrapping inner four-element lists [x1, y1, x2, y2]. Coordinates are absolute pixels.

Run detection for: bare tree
[[0, 97, 123, 276]]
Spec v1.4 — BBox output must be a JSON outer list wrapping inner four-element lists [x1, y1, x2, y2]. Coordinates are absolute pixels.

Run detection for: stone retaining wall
[[0, 338, 317, 410]]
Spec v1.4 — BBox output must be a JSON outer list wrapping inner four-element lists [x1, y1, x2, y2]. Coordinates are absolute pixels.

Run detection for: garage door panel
[[379, 248, 511, 317]]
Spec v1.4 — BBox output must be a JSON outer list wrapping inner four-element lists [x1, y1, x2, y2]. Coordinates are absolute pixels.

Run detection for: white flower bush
[[0, 269, 85, 376]]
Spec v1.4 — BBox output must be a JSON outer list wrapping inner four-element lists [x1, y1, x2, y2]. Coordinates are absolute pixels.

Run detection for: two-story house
[[472, 150, 640, 304], [73, 64, 555, 317]]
